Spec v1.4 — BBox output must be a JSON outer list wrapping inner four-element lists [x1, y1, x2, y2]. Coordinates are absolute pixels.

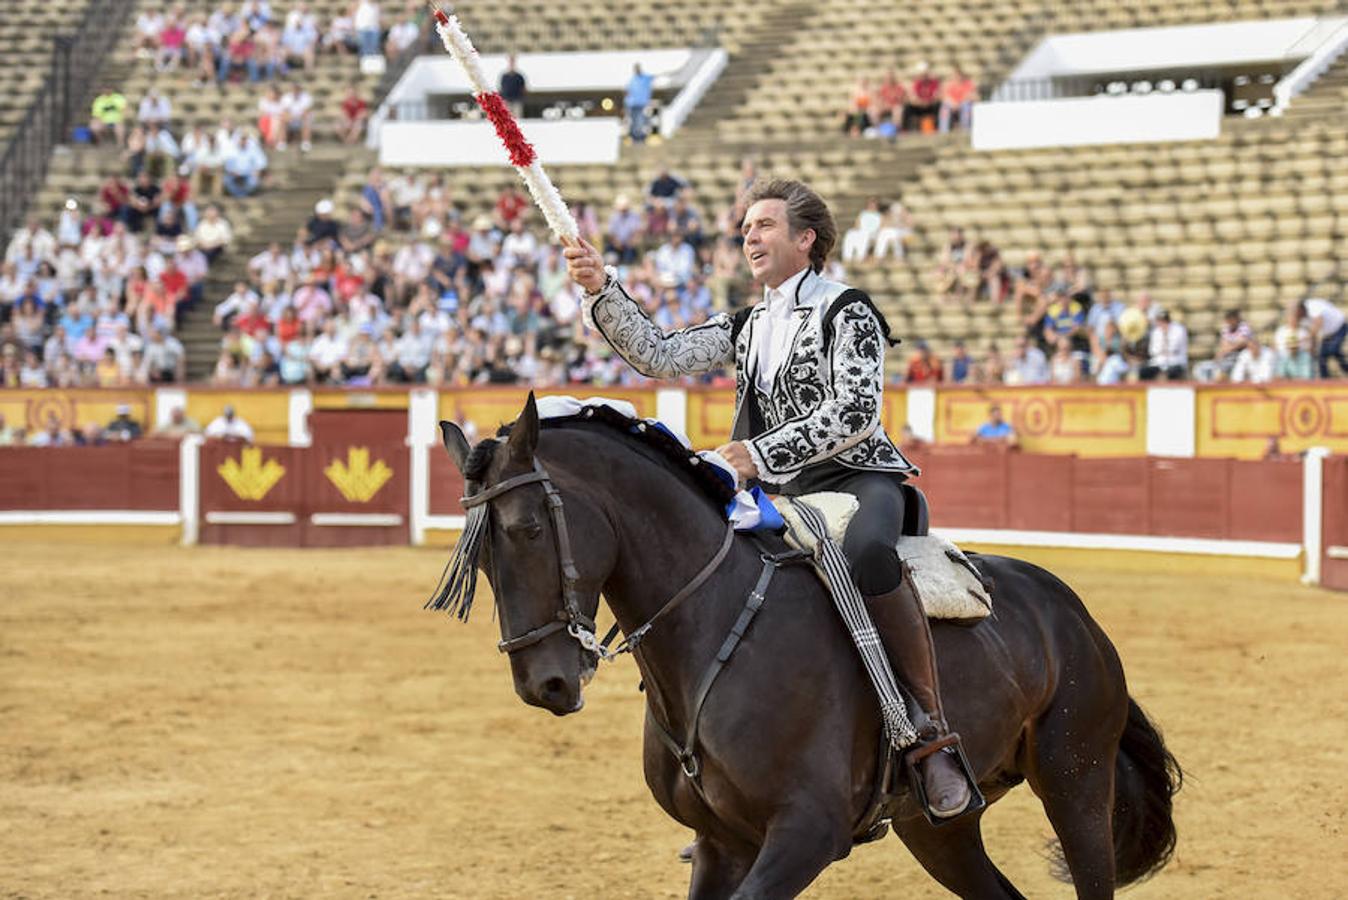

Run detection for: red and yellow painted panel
[[0, 388, 153, 435], [935, 387, 1146, 456], [1196, 384, 1348, 458], [437, 387, 658, 438], [185, 390, 291, 445]]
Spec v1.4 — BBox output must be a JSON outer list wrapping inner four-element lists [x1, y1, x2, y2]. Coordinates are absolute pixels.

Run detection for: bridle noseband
[[460, 460, 599, 655], [454, 457, 736, 663]]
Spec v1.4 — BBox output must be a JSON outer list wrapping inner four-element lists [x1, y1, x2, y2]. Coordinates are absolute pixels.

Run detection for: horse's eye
[[507, 520, 543, 540]]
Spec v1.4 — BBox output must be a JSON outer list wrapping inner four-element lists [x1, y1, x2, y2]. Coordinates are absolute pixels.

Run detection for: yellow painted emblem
[[324, 446, 393, 503], [217, 447, 286, 501]]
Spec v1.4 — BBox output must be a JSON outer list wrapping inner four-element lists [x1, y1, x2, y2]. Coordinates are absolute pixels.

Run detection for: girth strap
[[646, 550, 807, 780]]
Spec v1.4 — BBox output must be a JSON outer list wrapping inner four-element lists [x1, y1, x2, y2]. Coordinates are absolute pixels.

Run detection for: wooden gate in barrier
[[1322, 456, 1348, 591], [200, 435, 408, 547]]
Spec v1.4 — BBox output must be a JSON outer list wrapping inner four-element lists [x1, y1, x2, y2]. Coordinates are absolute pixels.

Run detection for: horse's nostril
[[541, 676, 566, 698]]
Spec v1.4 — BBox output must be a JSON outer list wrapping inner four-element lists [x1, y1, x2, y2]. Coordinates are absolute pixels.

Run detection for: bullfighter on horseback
[[563, 177, 973, 819]]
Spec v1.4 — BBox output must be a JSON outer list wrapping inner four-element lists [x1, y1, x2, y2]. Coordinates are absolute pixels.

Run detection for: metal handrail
[[0, 0, 138, 239]]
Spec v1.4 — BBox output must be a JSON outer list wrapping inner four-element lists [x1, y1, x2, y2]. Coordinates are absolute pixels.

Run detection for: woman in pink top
[[939, 67, 978, 133]]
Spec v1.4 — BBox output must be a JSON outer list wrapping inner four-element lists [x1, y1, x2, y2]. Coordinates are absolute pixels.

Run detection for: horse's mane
[[472, 404, 739, 511]]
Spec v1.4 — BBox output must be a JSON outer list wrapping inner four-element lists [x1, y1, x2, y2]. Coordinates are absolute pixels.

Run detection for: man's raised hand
[[562, 237, 606, 293]]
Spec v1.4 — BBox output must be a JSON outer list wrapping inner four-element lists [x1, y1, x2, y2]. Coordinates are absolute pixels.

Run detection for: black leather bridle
[[458, 459, 736, 660]]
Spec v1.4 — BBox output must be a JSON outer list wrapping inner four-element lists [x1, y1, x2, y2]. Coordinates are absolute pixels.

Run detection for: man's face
[[742, 198, 812, 288], [989, 406, 1004, 425]]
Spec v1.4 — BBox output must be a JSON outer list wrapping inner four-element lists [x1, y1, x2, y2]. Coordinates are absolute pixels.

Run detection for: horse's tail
[[1112, 697, 1182, 886]]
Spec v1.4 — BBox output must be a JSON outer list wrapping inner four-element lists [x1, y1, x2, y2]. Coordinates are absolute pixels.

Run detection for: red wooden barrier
[[428, 450, 466, 517], [1322, 457, 1348, 591], [0, 443, 178, 510]]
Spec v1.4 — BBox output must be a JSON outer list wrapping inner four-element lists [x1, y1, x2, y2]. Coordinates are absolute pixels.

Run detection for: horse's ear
[[439, 420, 471, 474], [507, 391, 540, 464]]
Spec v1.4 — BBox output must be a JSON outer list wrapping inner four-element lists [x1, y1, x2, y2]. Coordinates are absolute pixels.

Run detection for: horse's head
[[437, 393, 611, 716]]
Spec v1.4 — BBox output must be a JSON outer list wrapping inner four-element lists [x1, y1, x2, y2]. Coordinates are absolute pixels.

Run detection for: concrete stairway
[[1283, 53, 1348, 121]]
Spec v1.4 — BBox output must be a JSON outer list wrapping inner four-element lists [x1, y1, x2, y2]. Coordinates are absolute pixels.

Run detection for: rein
[[427, 457, 738, 664]]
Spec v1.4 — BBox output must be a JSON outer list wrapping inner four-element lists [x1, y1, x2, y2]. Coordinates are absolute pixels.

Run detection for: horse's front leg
[[687, 835, 753, 900], [726, 807, 853, 900]]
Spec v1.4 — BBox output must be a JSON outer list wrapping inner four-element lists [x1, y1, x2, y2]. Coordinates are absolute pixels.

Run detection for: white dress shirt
[[1148, 321, 1189, 369], [754, 266, 812, 391]]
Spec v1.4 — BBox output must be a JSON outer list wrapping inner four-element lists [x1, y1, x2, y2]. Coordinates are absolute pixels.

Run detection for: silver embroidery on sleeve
[[587, 276, 734, 378]]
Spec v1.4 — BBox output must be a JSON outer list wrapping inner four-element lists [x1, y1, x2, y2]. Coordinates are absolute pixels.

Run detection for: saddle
[[776, 488, 993, 623]]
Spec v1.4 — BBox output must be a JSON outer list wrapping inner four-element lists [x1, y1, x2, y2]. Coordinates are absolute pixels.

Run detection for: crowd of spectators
[[130, 1, 424, 85], [841, 62, 978, 140], [0, 401, 257, 447], [893, 235, 1348, 386], [201, 157, 786, 388]]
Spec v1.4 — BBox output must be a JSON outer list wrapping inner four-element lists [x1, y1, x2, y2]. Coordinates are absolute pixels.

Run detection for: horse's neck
[[592, 454, 760, 710]]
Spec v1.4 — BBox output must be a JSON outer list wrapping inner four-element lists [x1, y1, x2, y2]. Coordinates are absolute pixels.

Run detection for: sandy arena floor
[[2, 541, 1347, 899]]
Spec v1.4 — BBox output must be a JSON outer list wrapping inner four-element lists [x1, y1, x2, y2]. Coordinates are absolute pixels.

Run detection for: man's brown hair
[[742, 178, 837, 273]]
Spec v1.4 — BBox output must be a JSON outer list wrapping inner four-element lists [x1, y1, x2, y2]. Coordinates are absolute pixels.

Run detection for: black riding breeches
[[837, 473, 907, 595]]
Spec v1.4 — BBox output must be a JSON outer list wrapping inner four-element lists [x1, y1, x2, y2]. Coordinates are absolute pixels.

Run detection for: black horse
[[433, 395, 1180, 899]]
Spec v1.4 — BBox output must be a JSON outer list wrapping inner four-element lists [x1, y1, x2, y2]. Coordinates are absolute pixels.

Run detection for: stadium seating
[[0, 1, 84, 146]]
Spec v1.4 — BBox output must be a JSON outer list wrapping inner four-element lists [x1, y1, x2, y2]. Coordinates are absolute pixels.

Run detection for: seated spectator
[[1040, 288, 1086, 349], [105, 404, 143, 442], [180, 127, 222, 196], [140, 326, 186, 383], [216, 26, 256, 84], [970, 239, 1005, 304], [252, 21, 283, 82], [605, 194, 641, 264], [1091, 319, 1131, 384], [386, 10, 421, 57], [6, 217, 57, 265], [841, 77, 873, 137], [653, 230, 696, 287], [194, 205, 233, 262], [903, 62, 942, 133], [222, 131, 267, 197], [305, 199, 340, 246], [282, 11, 319, 71], [1302, 297, 1347, 378], [214, 281, 260, 329], [1005, 334, 1049, 385], [124, 171, 162, 233], [972, 404, 1017, 448], [948, 340, 971, 383], [339, 208, 376, 255], [324, 10, 357, 54], [89, 86, 128, 145], [647, 168, 688, 207], [1011, 250, 1049, 320], [876, 68, 906, 126], [1274, 301, 1314, 379], [134, 8, 165, 54], [1231, 334, 1274, 384], [292, 272, 334, 326], [281, 82, 315, 152], [137, 88, 173, 131], [337, 84, 369, 144], [354, 0, 383, 57], [258, 85, 287, 147], [872, 202, 911, 260], [1139, 309, 1188, 381], [938, 67, 977, 133], [153, 406, 202, 439], [905, 341, 944, 383], [184, 14, 215, 83], [204, 404, 255, 442], [1195, 308, 1254, 381], [1050, 336, 1080, 384], [928, 227, 968, 301], [842, 198, 883, 263]]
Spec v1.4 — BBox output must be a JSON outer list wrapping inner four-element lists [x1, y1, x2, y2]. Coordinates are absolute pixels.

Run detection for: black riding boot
[[862, 579, 973, 819]]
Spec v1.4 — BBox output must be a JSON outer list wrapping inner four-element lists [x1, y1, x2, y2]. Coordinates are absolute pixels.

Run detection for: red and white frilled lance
[[428, 2, 579, 240]]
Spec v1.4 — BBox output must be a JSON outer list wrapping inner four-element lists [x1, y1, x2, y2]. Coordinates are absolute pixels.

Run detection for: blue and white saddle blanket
[[534, 395, 784, 533]]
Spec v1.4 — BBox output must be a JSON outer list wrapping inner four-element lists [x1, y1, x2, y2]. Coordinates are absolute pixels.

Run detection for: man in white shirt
[[248, 242, 292, 286], [6, 218, 57, 265], [354, 0, 382, 56], [204, 405, 255, 442], [1141, 309, 1188, 381], [1302, 297, 1347, 378], [281, 83, 314, 152], [1005, 334, 1049, 385], [1231, 335, 1275, 384], [653, 229, 696, 287], [137, 90, 173, 130], [214, 281, 260, 328]]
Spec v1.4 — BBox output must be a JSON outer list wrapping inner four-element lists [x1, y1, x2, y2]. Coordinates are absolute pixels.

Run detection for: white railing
[[1274, 18, 1348, 111]]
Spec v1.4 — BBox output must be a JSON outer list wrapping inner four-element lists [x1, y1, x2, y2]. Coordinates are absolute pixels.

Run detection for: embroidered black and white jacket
[[584, 268, 918, 485]]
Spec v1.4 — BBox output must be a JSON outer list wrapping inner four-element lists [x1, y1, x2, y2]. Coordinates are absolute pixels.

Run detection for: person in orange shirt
[[841, 76, 874, 136], [905, 341, 945, 383], [939, 67, 978, 133]]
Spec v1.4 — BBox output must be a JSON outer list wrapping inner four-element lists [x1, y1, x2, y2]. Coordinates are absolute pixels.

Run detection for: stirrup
[[902, 733, 987, 827]]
